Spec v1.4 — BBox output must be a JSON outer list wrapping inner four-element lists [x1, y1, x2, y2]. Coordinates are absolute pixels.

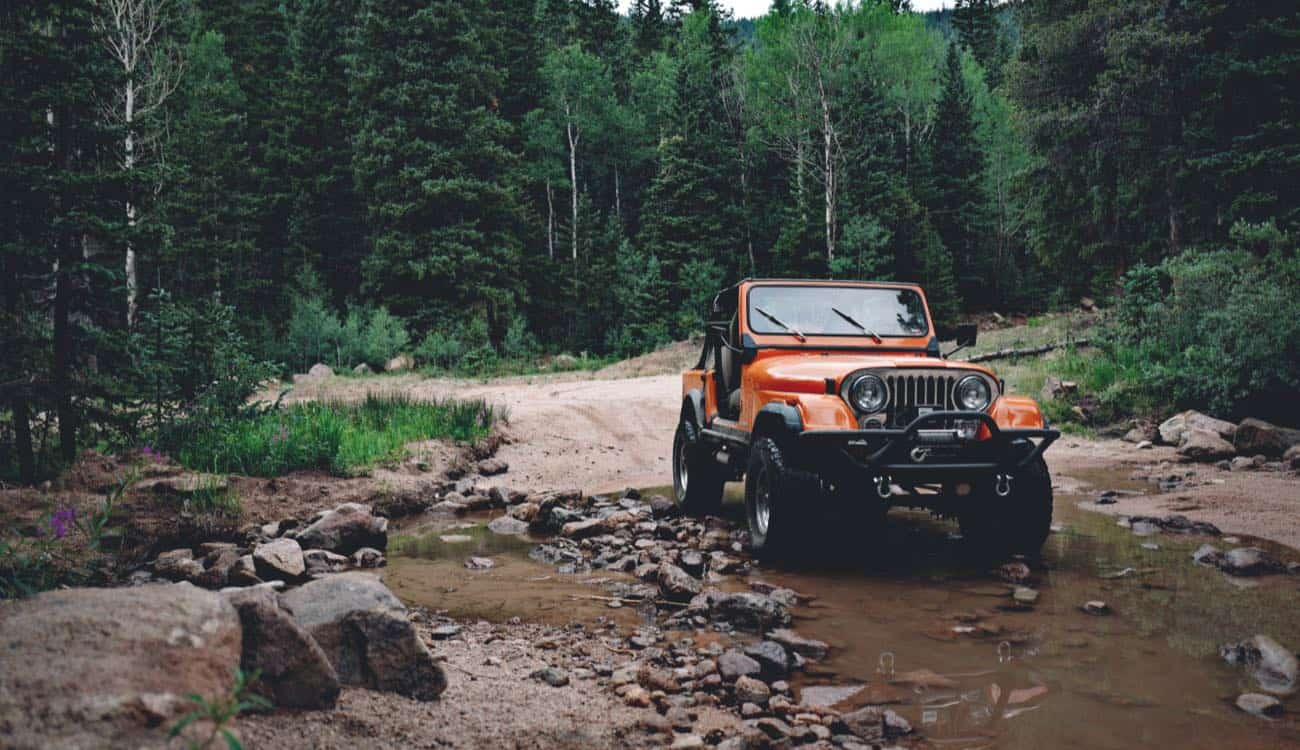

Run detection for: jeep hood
[[747, 352, 991, 394]]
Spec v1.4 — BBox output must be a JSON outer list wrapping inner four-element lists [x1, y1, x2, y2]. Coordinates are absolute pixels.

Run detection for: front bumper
[[799, 410, 1057, 479]]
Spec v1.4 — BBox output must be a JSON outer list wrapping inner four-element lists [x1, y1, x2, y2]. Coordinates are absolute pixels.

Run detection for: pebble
[[1236, 693, 1283, 718], [464, 556, 495, 570], [529, 667, 570, 687]]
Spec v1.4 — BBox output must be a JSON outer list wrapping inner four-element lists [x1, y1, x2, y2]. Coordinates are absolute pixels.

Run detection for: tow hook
[[995, 474, 1013, 497], [875, 475, 893, 499]]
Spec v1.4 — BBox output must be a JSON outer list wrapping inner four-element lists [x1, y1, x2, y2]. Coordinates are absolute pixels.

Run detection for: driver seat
[[716, 315, 743, 418]]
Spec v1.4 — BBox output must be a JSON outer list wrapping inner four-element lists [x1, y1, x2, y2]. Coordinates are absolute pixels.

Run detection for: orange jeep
[[674, 279, 1058, 556]]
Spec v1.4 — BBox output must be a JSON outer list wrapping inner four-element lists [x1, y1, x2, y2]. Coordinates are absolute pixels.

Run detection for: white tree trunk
[[545, 179, 555, 260], [566, 115, 579, 261]]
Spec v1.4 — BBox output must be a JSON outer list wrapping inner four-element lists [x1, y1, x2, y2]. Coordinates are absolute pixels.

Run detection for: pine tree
[[952, 0, 1003, 88], [638, 8, 742, 334], [631, 0, 668, 56], [926, 43, 984, 307], [283, 0, 366, 307], [349, 0, 525, 333]]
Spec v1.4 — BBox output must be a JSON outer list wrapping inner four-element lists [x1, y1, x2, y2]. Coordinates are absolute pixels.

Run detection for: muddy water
[[387, 476, 1300, 749]]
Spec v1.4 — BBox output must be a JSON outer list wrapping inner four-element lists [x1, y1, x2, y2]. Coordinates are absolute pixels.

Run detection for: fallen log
[[962, 339, 1090, 363]]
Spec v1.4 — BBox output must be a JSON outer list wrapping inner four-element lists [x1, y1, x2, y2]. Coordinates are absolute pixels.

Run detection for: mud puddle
[[385, 516, 646, 628], [385, 476, 1300, 748]]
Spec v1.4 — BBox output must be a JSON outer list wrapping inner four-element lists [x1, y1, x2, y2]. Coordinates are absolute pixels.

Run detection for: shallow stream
[[386, 472, 1300, 748]]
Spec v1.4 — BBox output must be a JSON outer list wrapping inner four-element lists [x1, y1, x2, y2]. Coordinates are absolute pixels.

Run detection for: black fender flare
[[682, 390, 706, 429], [752, 402, 803, 444]]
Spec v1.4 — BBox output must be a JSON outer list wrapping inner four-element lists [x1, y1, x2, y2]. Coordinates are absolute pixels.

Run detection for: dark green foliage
[[926, 43, 983, 309], [1104, 222, 1300, 420], [349, 0, 525, 331]]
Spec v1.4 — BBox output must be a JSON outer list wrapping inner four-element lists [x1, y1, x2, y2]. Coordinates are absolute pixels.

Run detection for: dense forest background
[[3, 0, 1299, 481]]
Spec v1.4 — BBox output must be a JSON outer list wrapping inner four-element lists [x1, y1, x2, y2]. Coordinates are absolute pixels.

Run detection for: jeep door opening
[[673, 279, 1059, 557]]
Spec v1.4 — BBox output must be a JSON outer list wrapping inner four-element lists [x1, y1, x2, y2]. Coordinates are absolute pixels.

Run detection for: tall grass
[[161, 393, 499, 477]]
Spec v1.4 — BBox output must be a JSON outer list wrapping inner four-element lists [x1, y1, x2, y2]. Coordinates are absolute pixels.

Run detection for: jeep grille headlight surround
[[954, 374, 992, 411], [849, 374, 889, 414]]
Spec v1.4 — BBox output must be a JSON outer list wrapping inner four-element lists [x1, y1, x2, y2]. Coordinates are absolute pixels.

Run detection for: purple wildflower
[[49, 506, 75, 540], [140, 445, 164, 461]]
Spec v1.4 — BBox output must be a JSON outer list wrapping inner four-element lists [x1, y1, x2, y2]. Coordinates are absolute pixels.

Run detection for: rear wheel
[[745, 437, 801, 556], [959, 457, 1053, 556], [673, 419, 724, 515]]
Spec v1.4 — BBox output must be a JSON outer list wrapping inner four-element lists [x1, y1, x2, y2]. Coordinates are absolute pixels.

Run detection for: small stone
[[1081, 600, 1110, 615], [477, 457, 508, 476], [464, 556, 494, 570], [734, 675, 771, 704], [351, 547, 385, 568], [429, 623, 462, 640], [718, 649, 763, 681], [669, 735, 704, 749], [487, 515, 529, 535], [530, 667, 569, 687], [1012, 586, 1039, 605], [766, 628, 829, 660], [1236, 693, 1283, 718], [743, 641, 791, 679], [622, 685, 652, 707], [741, 701, 763, 718], [303, 549, 350, 576], [752, 717, 794, 740]]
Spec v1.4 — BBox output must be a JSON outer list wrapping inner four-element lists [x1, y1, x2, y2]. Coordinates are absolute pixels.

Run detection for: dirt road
[[293, 368, 1300, 548]]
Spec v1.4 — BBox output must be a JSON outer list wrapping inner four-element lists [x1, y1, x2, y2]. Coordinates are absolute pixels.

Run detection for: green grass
[[421, 352, 617, 380], [162, 392, 500, 477]]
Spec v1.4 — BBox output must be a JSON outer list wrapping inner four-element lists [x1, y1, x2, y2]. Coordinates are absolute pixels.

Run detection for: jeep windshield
[[746, 285, 929, 338]]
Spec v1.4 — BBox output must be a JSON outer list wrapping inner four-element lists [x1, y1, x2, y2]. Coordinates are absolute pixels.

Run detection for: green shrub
[[1103, 220, 1300, 419], [160, 393, 499, 477], [359, 307, 410, 367]]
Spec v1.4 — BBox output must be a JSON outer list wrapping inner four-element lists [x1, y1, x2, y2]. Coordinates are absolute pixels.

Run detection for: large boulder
[[223, 586, 339, 709], [1177, 428, 1236, 461], [1221, 635, 1298, 695], [1233, 418, 1300, 457], [658, 563, 702, 602], [706, 592, 791, 632], [385, 354, 414, 373], [0, 583, 241, 749], [308, 363, 334, 378], [1159, 410, 1236, 445], [292, 503, 388, 554], [281, 572, 446, 701]]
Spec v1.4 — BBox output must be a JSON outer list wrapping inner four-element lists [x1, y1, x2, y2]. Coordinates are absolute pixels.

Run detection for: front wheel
[[958, 457, 1053, 556], [745, 437, 802, 556], [673, 419, 724, 515]]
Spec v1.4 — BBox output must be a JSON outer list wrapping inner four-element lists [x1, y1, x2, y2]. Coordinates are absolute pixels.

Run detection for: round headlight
[[955, 375, 992, 411], [850, 374, 888, 413]]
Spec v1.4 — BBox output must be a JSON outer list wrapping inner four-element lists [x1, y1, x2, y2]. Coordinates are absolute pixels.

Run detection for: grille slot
[[884, 371, 957, 427]]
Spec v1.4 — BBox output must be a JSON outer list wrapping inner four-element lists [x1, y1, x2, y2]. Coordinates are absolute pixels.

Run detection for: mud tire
[[673, 419, 724, 515], [745, 437, 802, 557], [958, 457, 1053, 556]]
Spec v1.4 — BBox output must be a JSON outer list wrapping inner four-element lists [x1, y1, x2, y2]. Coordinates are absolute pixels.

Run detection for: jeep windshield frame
[[745, 284, 930, 339]]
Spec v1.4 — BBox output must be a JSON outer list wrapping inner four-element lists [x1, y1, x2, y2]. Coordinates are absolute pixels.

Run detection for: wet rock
[[744, 641, 791, 679], [751, 717, 795, 740], [0, 583, 242, 749], [1159, 410, 1236, 445], [487, 515, 529, 535], [767, 628, 829, 660], [304, 548, 350, 575], [658, 563, 702, 602], [997, 561, 1032, 583], [708, 551, 744, 574], [195, 548, 242, 588], [1285, 444, 1300, 470], [1233, 418, 1300, 458], [707, 592, 791, 632], [293, 503, 388, 554], [1081, 600, 1110, 616], [465, 556, 495, 570], [477, 457, 508, 476], [838, 706, 884, 742], [282, 573, 447, 701], [1012, 586, 1040, 606], [884, 709, 913, 736], [530, 666, 570, 687], [679, 549, 705, 576], [1236, 693, 1284, 718], [1178, 428, 1236, 461], [1130, 514, 1221, 536], [1215, 547, 1286, 577], [719, 649, 763, 681], [1220, 635, 1298, 694], [352, 547, 386, 568], [561, 517, 610, 539], [154, 548, 204, 581], [1130, 520, 1160, 536], [223, 585, 339, 709], [649, 495, 678, 519], [230, 554, 262, 586], [800, 685, 864, 708], [734, 675, 771, 704], [253, 538, 306, 581]]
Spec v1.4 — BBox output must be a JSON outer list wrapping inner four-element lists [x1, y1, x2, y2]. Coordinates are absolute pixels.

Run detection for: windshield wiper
[[753, 307, 806, 342], [831, 307, 883, 343]]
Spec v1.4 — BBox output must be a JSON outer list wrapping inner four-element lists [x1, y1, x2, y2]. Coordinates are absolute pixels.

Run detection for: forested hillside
[[3, 0, 1298, 480]]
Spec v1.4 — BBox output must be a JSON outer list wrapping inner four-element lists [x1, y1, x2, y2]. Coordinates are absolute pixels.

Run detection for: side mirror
[[740, 333, 759, 364]]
